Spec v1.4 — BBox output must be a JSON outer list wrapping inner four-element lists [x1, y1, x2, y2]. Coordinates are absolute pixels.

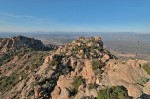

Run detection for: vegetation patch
[[88, 83, 98, 90], [97, 86, 130, 99], [0, 52, 14, 66], [50, 54, 64, 66], [0, 48, 33, 66], [143, 63, 150, 75], [50, 60, 59, 66], [92, 60, 104, 70], [0, 72, 19, 93], [71, 76, 85, 94], [24, 51, 48, 70], [136, 77, 149, 86]]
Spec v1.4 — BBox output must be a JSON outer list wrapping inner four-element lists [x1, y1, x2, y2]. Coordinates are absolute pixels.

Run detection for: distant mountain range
[[1, 32, 150, 59]]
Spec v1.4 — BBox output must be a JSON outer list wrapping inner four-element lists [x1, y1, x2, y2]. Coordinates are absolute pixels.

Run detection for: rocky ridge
[[0, 35, 56, 66], [0, 35, 52, 54], [46, 36, 117, 98], [0, 36, 150, 99]]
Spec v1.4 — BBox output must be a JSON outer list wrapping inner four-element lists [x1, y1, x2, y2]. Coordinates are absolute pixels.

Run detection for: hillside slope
[[0, 36, 150, 99]]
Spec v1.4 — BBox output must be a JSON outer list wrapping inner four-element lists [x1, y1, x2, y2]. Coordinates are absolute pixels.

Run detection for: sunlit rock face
[[0, 35, 50, 54], [1, 36, 150, 99]]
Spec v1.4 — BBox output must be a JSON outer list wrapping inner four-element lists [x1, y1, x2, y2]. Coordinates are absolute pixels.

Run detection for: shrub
[[92, 60, 99, 70], [88, 83, 98, 90], [24, 51, 48, 70], [70, 87, 78, 96], [0, 72, 19, 93], [0, 52, 14, 66], [72, 76, 84, 93], [74, 46, 79, 52], [65, 46, 69, 52], [50, 60, 59, 66], [143, 63, 150, 75], [81, 96, 95, 99], [91, 45, 99, 50], [49, 54, 64, 66], [136, 77, 149, 86], [97, 86, 130, 99], [92, 60, 104, 70], [0, 48, 36, 66], [45, 81, 51, 90]]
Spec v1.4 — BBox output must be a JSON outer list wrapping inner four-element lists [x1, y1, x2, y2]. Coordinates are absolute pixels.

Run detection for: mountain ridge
[[0, 35, 51, 54], [0, 36, 150, 99]]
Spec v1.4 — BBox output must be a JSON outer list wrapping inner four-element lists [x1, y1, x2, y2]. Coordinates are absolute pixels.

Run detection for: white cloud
[[1, 12, 60, 27], [3, 13, 21, 18], [2, 12, 43, 21]]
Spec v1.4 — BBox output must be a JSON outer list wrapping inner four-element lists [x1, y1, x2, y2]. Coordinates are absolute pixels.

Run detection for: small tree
[[143, 63, 150, 75], [97, 86, 130, 99]]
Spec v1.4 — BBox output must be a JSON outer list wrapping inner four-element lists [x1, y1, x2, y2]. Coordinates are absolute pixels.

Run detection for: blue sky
[[0, 0, 150, 33]]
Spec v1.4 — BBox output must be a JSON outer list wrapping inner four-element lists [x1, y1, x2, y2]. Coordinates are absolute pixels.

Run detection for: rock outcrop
[[0, 35, 51, 54], [44, 36, 118, 98], [0, 36, 150, 99]]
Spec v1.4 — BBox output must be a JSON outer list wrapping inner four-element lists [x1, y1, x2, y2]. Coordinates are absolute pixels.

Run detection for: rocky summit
[[0, 35, 50, 54], [0, 36, 150, 99]]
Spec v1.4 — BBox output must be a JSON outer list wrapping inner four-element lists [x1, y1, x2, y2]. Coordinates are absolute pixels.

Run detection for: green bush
[[92, 60, 104, 70], [45, 81, 51, 90], [0, 72, 19, 93], [88, 83, 98, 90], [72, 76, 84, 93], [65, 46, 69, 52], [97, 86, 130, 99], [70, 87, 78, 95], [49, 54, 64, 66], [50, 60, 59, 66], [81, 96, 95, 99], [143, 63, 150, 75], [74, 46, 79, 52], [136, 77, 149, 86]]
